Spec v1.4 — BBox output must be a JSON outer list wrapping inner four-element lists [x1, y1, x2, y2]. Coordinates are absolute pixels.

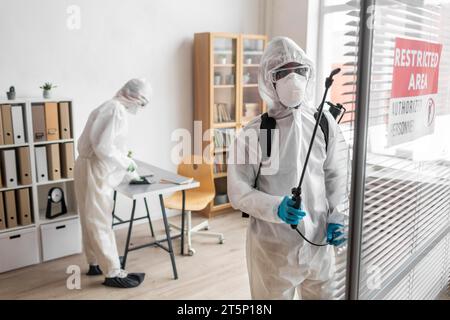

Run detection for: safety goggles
[[139, 96, 149, 107], [270, 65, 311, 83]]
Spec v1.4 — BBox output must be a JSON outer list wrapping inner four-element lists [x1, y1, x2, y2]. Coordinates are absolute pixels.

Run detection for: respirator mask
[[126, 96, 149, 115], [271, 65, 310, 109]]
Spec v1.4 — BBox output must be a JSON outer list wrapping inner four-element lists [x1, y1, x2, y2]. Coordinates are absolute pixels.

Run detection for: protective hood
[[115, 78, 152, 112], [258, 37, 315, 119]]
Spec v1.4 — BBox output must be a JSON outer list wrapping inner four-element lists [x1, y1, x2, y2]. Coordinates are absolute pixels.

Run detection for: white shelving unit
[[0, 98, 81, 274], [34, 138, 74, 146]]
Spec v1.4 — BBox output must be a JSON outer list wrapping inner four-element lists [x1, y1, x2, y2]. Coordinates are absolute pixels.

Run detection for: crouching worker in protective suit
[[228, 37, 349, 300], [74, 78, 152, 288]]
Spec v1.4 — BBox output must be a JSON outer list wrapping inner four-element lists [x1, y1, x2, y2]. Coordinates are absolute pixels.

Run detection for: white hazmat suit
[[228, 37, 348, 299], [74, 79, 152, 278]]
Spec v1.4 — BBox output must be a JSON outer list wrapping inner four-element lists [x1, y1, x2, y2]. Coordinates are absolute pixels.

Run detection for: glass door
[[213, 36, 238, 127], [357, 0, 450, 300], [211, 35, 239, 210], [315, 0, 359, 300], [319, 0, 450, 300], [240, 36, 267, 125]]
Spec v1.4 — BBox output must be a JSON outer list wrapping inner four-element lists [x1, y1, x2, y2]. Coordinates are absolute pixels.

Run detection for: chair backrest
[[177, 155, 215, 195]]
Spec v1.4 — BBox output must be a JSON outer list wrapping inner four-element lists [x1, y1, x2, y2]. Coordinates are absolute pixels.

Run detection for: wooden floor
[[0, 212, 251, 300]]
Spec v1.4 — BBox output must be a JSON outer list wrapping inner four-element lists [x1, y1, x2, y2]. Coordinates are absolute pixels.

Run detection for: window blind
[[350, 0, 450, 300], [320, 0, 362, 300], [320, 0, 449, 299]]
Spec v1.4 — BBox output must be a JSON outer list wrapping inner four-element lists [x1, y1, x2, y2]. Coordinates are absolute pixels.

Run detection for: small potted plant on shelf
[[6, 86, 15, 100], [40, 82, 57, 99]]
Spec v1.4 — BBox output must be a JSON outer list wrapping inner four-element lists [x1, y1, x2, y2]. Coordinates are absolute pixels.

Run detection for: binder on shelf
[[32, 104, 47, 142], [0, 164, 2, 188], [35, 146, 49, 183], [46, 144, 61, 180], [4, 190, 18, 228], [17, 188, 32, 226], [44, 102, 60, 141], [0, 106, 4, 145], [58, 102, 71, 140], [17, 147, 32, 185], [11, 105, 26, 144], [1, 149, 18, 188], [61, 143, 75, 179], [1, 105, 14, 145], [0, 193, 5, 230]]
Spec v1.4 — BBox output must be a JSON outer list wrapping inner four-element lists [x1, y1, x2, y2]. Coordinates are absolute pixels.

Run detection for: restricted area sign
[[388, 37, 443, 146]]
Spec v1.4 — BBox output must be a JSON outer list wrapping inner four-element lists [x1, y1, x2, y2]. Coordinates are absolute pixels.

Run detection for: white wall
[[0, 0, 264, 222], [266, 0, 309, 49], [265, 0, 322, 104]]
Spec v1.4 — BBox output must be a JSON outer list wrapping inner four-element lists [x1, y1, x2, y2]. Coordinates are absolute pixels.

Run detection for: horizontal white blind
[[384, 234, 449, 299], [356, 0, 450, 300], [321, 0, 361, 300]]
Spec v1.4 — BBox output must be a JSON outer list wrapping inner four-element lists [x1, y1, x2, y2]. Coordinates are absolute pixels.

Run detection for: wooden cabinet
[[194, 33, 267, 217]]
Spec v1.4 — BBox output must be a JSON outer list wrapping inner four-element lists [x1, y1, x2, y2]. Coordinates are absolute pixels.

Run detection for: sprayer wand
[[290, 68, 341, 245]]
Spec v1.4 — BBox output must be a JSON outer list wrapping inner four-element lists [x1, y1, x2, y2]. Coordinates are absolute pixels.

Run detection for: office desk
[[113, 160, 199, 280]]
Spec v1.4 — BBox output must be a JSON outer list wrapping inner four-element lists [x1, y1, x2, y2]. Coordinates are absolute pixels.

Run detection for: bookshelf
[[194, 33, 267, 217], [0, 98, 81, 273]]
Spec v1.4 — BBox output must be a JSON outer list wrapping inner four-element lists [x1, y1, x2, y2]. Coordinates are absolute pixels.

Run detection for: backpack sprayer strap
[[241, 113, 276, 218]]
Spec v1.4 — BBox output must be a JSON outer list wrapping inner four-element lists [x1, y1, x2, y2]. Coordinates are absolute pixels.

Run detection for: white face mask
[[275, 73, 308, 109], [126, 104, 139, 115]]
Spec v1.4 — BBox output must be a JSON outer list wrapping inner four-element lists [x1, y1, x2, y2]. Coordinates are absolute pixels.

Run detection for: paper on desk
[[160, 176, 194, 185], [138, 169, 155, 177]]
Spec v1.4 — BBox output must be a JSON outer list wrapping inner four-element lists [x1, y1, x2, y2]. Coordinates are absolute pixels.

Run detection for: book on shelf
[[213, 163, 227, 174], [214, 103, 232, 123], [213, 129, 234, 149], [213, 153, 227, 174]]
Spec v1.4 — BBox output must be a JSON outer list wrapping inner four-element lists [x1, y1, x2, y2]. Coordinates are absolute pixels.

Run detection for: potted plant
[[127, 150, 136, 172], [6, 86, 15, 100], [40, 82, 57, 99]]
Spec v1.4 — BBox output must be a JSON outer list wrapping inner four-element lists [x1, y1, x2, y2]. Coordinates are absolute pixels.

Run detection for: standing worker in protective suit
[[74, 78, 152, 288], [228, 37, 348, 299]]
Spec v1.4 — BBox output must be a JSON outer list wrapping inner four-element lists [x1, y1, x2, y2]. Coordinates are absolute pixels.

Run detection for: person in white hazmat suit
[[228, 37, 348, 299], [74, 78, 152, 288]]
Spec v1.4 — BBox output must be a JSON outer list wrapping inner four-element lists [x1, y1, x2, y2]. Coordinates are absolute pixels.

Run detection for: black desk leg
[[122, 199, 136, 269], [144, 197, 155, 237], [111, 191, 117, 227], [112, 191, 117, 214], [159, 195, 178, 280], [181, 190, 186, 255]]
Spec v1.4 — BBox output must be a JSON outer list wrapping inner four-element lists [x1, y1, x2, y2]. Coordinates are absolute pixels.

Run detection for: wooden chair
[[164, 155, 224, 256]]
